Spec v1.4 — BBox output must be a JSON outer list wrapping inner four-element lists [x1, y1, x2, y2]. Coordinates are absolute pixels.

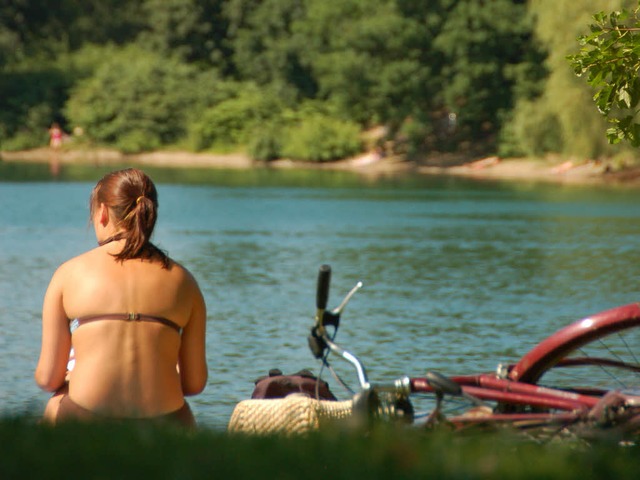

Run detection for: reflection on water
[[1, 161, 640, 429]]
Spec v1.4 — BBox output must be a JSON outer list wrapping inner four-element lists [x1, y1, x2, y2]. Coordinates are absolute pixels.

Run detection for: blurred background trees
[[0, 0, 635, 163], [504, 0, 635, 161], [568, 1, 640, 149]]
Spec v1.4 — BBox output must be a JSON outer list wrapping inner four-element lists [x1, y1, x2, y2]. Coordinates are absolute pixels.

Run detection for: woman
[[35, 168, 208, 427]]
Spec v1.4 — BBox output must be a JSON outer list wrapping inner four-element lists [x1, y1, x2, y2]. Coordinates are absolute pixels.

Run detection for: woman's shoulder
[[53, 247, 104, 276], [62, 246, 102, 266], [166, 259, 204, 297], [167, 258, 199, 282], [45, 251, 94, 295]]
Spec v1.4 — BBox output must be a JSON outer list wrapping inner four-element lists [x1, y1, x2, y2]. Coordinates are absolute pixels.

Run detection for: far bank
[[2, 147, 640, 186]]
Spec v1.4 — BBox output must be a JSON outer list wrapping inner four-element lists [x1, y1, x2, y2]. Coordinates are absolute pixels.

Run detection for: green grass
[[1, 416, 638, 479]]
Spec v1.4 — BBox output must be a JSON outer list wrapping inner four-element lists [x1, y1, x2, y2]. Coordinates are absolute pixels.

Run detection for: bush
[[58, 43, 123, 81], [188, 86, 282, 151], [65, 45, 220, 153], [499, 99, 563, 157], [280, 113, 362, 162], [247, 121, 284, 161]]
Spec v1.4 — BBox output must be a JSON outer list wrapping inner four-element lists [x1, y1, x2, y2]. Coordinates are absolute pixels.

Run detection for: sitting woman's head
[[90, 168, 169, 267]]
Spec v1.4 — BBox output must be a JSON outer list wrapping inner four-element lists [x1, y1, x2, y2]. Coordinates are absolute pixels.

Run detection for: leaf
[[594, 84, 614, 114], [593, 12, 607, 24], [606, 126, 623, 144], [618, 87, 632, 108]]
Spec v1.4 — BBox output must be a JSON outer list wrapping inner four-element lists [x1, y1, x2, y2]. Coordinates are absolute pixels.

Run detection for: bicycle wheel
[[509, 303, 640, 394]]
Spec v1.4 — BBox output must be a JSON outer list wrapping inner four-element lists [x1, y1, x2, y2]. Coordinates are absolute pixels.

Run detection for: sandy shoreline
[[417, 156, 634, 185], [2, 147, 639, 186]]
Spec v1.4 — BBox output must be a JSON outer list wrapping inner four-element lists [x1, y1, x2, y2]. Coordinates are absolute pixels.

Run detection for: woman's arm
[[35, 266, 71, 392], [178, 274, 208, 396]]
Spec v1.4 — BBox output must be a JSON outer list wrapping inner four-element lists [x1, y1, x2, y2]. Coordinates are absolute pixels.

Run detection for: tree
[[226, 0, 314, 104], [65, 46, 220, 152], [137, 0, 232, 70], [430, 0, 543, 152], [294, 0, 433, 129], [503, 0, 624, 160], [568, 1, 640, 147], [0, 0, 145, 59]]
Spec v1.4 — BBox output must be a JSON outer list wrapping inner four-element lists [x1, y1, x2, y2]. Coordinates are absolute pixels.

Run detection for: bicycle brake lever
[[316, 281, 362, 333], [425, 371, 462, 397], [425, 371, 486, 407], [332, 281, 363, 315]]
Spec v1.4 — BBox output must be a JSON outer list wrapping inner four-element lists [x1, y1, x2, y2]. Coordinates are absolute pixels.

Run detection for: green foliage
[[505, 0, 630, 159], [431, 0, 545, 150], [138, 0, 231, 68], [393, 115, 439, 159], [280, 113, 362, 162], [0, 67, 71, 149], [65, 45, 220, 153], [0, 24, 19, 68], [57, 43, 124, 80], [241, 104, 363, 163], [5, 0, 636, 161], [188, 85, 282, 151], [59, 1, 146, 51], [568, 1, 640, 147], [247, 121, 284, 161], [295, 0, 432, 128], [499, 100, 563, 157], [229, 0, 315, 105], [0, 0, 145, 61]]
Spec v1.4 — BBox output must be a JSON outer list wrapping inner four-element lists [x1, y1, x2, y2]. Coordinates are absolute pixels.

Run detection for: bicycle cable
[[315, 323, 357, 397]]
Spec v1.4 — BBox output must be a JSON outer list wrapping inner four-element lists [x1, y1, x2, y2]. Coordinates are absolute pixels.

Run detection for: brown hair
[[90, 168, 169, 268]]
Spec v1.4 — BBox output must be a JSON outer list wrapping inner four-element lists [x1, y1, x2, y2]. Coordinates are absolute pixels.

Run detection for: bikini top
[[70, 313, 182, 334]]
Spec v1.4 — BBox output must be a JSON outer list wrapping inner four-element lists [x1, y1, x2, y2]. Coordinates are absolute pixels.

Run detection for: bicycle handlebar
[[309, 265, 456, 396], [310, 264, 371, 385], [308, 265, 460, 423]]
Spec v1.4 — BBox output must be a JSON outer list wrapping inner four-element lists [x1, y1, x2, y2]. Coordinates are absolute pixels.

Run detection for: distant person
[[35, 168, 208, 428], [48, 123, 63, 149]]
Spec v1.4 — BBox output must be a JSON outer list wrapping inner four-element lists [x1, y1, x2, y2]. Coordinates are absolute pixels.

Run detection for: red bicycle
[[308, 265, 640, 441]]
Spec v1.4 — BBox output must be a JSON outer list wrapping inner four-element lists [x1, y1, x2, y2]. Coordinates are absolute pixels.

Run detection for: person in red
[[35, 168, 208, 428], [48, 123, 63, 148]]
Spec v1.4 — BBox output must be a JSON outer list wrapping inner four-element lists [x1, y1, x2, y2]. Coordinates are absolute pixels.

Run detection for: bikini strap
[[71, 313, 182, 334]]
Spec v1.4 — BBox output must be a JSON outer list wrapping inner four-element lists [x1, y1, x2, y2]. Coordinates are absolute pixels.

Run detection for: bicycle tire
[[508, 303, 640, 393]]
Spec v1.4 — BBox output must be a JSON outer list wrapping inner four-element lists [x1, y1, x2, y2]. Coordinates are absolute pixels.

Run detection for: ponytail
[[91, 168, 169, 268]]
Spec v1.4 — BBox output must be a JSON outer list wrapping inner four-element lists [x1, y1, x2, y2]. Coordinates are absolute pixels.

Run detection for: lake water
[[1, 161, 640, 429]]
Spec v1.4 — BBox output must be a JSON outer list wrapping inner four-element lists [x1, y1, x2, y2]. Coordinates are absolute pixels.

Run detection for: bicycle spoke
[[537, 327, 640, 392]]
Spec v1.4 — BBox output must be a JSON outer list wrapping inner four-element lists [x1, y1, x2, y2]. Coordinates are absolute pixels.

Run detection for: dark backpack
[[251, 369, 337, 401]]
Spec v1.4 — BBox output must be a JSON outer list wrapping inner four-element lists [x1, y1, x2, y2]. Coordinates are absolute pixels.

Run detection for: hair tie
[[136, 196, 144, 205]]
